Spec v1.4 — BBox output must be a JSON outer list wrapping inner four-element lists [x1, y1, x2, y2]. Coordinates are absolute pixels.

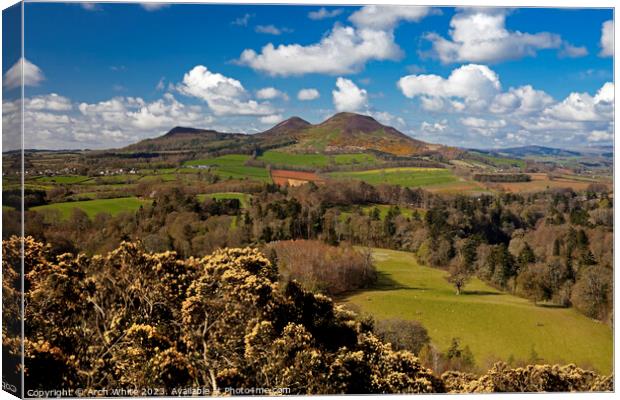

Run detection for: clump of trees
[[264, 240, 375, 295], [473, 174, 531, 183], [373, 319, 430, 355]]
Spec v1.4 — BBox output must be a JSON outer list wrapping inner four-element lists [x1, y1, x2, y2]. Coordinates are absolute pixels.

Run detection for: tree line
[[6, 179, 613, 323]]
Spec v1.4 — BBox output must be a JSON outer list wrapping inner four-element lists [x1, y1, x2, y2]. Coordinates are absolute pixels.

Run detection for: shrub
[[374, 319, 430, 354], [265, 240, 376, 295]]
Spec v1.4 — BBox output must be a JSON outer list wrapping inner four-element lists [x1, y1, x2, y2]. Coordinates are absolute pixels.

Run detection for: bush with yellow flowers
[[3, 236, 612, 395]]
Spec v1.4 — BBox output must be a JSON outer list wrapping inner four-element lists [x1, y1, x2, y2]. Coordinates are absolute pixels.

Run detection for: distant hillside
[[259, 117, 311, 139], [257, 112, 454, 157], [479, 145, 582, 158], [123, 126, 255, 152]]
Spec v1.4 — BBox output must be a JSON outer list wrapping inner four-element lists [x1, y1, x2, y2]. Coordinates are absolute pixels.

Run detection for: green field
[[473, 153, 526, 169], [257, 151, 379, 168], [197, 192, 251, 208], [329, 167, 457, 188], [31, 197, 151, 219], [345, 248, 612, 374], [333, 153, 378, 165], [258, 151, 328, 167], [36, 175, 92, 184], [184, 155, 271, 182]]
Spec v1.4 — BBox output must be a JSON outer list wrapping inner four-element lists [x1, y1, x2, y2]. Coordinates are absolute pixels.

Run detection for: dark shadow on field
[[334, 271, 424, 301], [462, 290, 501, 296], [369, 271, 427, 292], [536, 303, 568, 309]]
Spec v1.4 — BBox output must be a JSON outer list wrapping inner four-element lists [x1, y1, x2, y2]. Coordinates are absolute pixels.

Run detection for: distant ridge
[[123, 112, 461, 157], [124, 126, 249, 152], [163, 126, 220, 137], [476, 145, 582, 158]]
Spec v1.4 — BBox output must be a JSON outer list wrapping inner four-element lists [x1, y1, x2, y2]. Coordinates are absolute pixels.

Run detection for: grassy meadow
[[258, 151, 328, 167], [329, 167, 458, 188], [345, 248, 612, 374], [184, 154, 271, 182], [31, 197, 151, 219], [257, 151, 379, 168]]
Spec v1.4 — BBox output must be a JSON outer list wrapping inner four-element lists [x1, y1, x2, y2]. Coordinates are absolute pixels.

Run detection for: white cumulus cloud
[[297, 88, 320, 101], [461, 116, 507, 136], [369, 111, 405, 128], [332, 78, 368, 112], [543, 82, 614, 122], [238, 5, 439, 76], [349, 5, 438, 30], [398, 64, 501, 103], [238, 26, 402, 76], [600, 20, 614, 57], [588, 130, 613, 142], [308, 7, 343, 20], [559, 42, 588, 58], [424, 8, 565, 63], [176, 65, 275, 116], [490, 85, 554, 115], [420, 119, 448, 133], [5, 92, 214, 150], [25, 93, 73, 111], [420, 96, 444, 112], [260, 114, 284, 124], [3, 58, 45, 90], [255, 25, 291, 35], [256, 87, 288, 101]]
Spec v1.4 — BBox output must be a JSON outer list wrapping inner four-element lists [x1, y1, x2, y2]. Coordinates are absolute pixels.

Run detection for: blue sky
[[2, 3, 614, 150]]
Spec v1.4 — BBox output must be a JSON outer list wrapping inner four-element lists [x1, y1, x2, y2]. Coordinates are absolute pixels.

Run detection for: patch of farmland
[[328, 167, 457, 188], [31, 197, 151, 219], [184, 155, 271, 182], [271, 169, 325, 186], [344, 248, 612, 374]]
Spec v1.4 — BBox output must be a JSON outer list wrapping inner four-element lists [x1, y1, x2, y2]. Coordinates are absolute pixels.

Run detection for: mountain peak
[[320, 112, 389, 134], [273, 116, 311, 128], [259, 116, 311, 139]]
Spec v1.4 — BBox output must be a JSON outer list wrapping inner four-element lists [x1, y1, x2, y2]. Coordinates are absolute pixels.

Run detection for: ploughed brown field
[[493, 173, 611, 193], [271, 169, 326, 186]]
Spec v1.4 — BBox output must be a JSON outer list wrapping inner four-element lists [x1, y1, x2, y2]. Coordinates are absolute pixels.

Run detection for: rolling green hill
[[345, 248, 612, 374]]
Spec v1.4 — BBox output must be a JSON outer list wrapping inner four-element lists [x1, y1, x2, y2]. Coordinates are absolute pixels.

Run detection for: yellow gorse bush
[[2, 236, 612, 394]]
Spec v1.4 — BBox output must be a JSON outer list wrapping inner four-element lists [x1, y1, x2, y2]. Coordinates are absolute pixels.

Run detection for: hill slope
[[258, 112, 438, 156], [123, 126, 254, 152]]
